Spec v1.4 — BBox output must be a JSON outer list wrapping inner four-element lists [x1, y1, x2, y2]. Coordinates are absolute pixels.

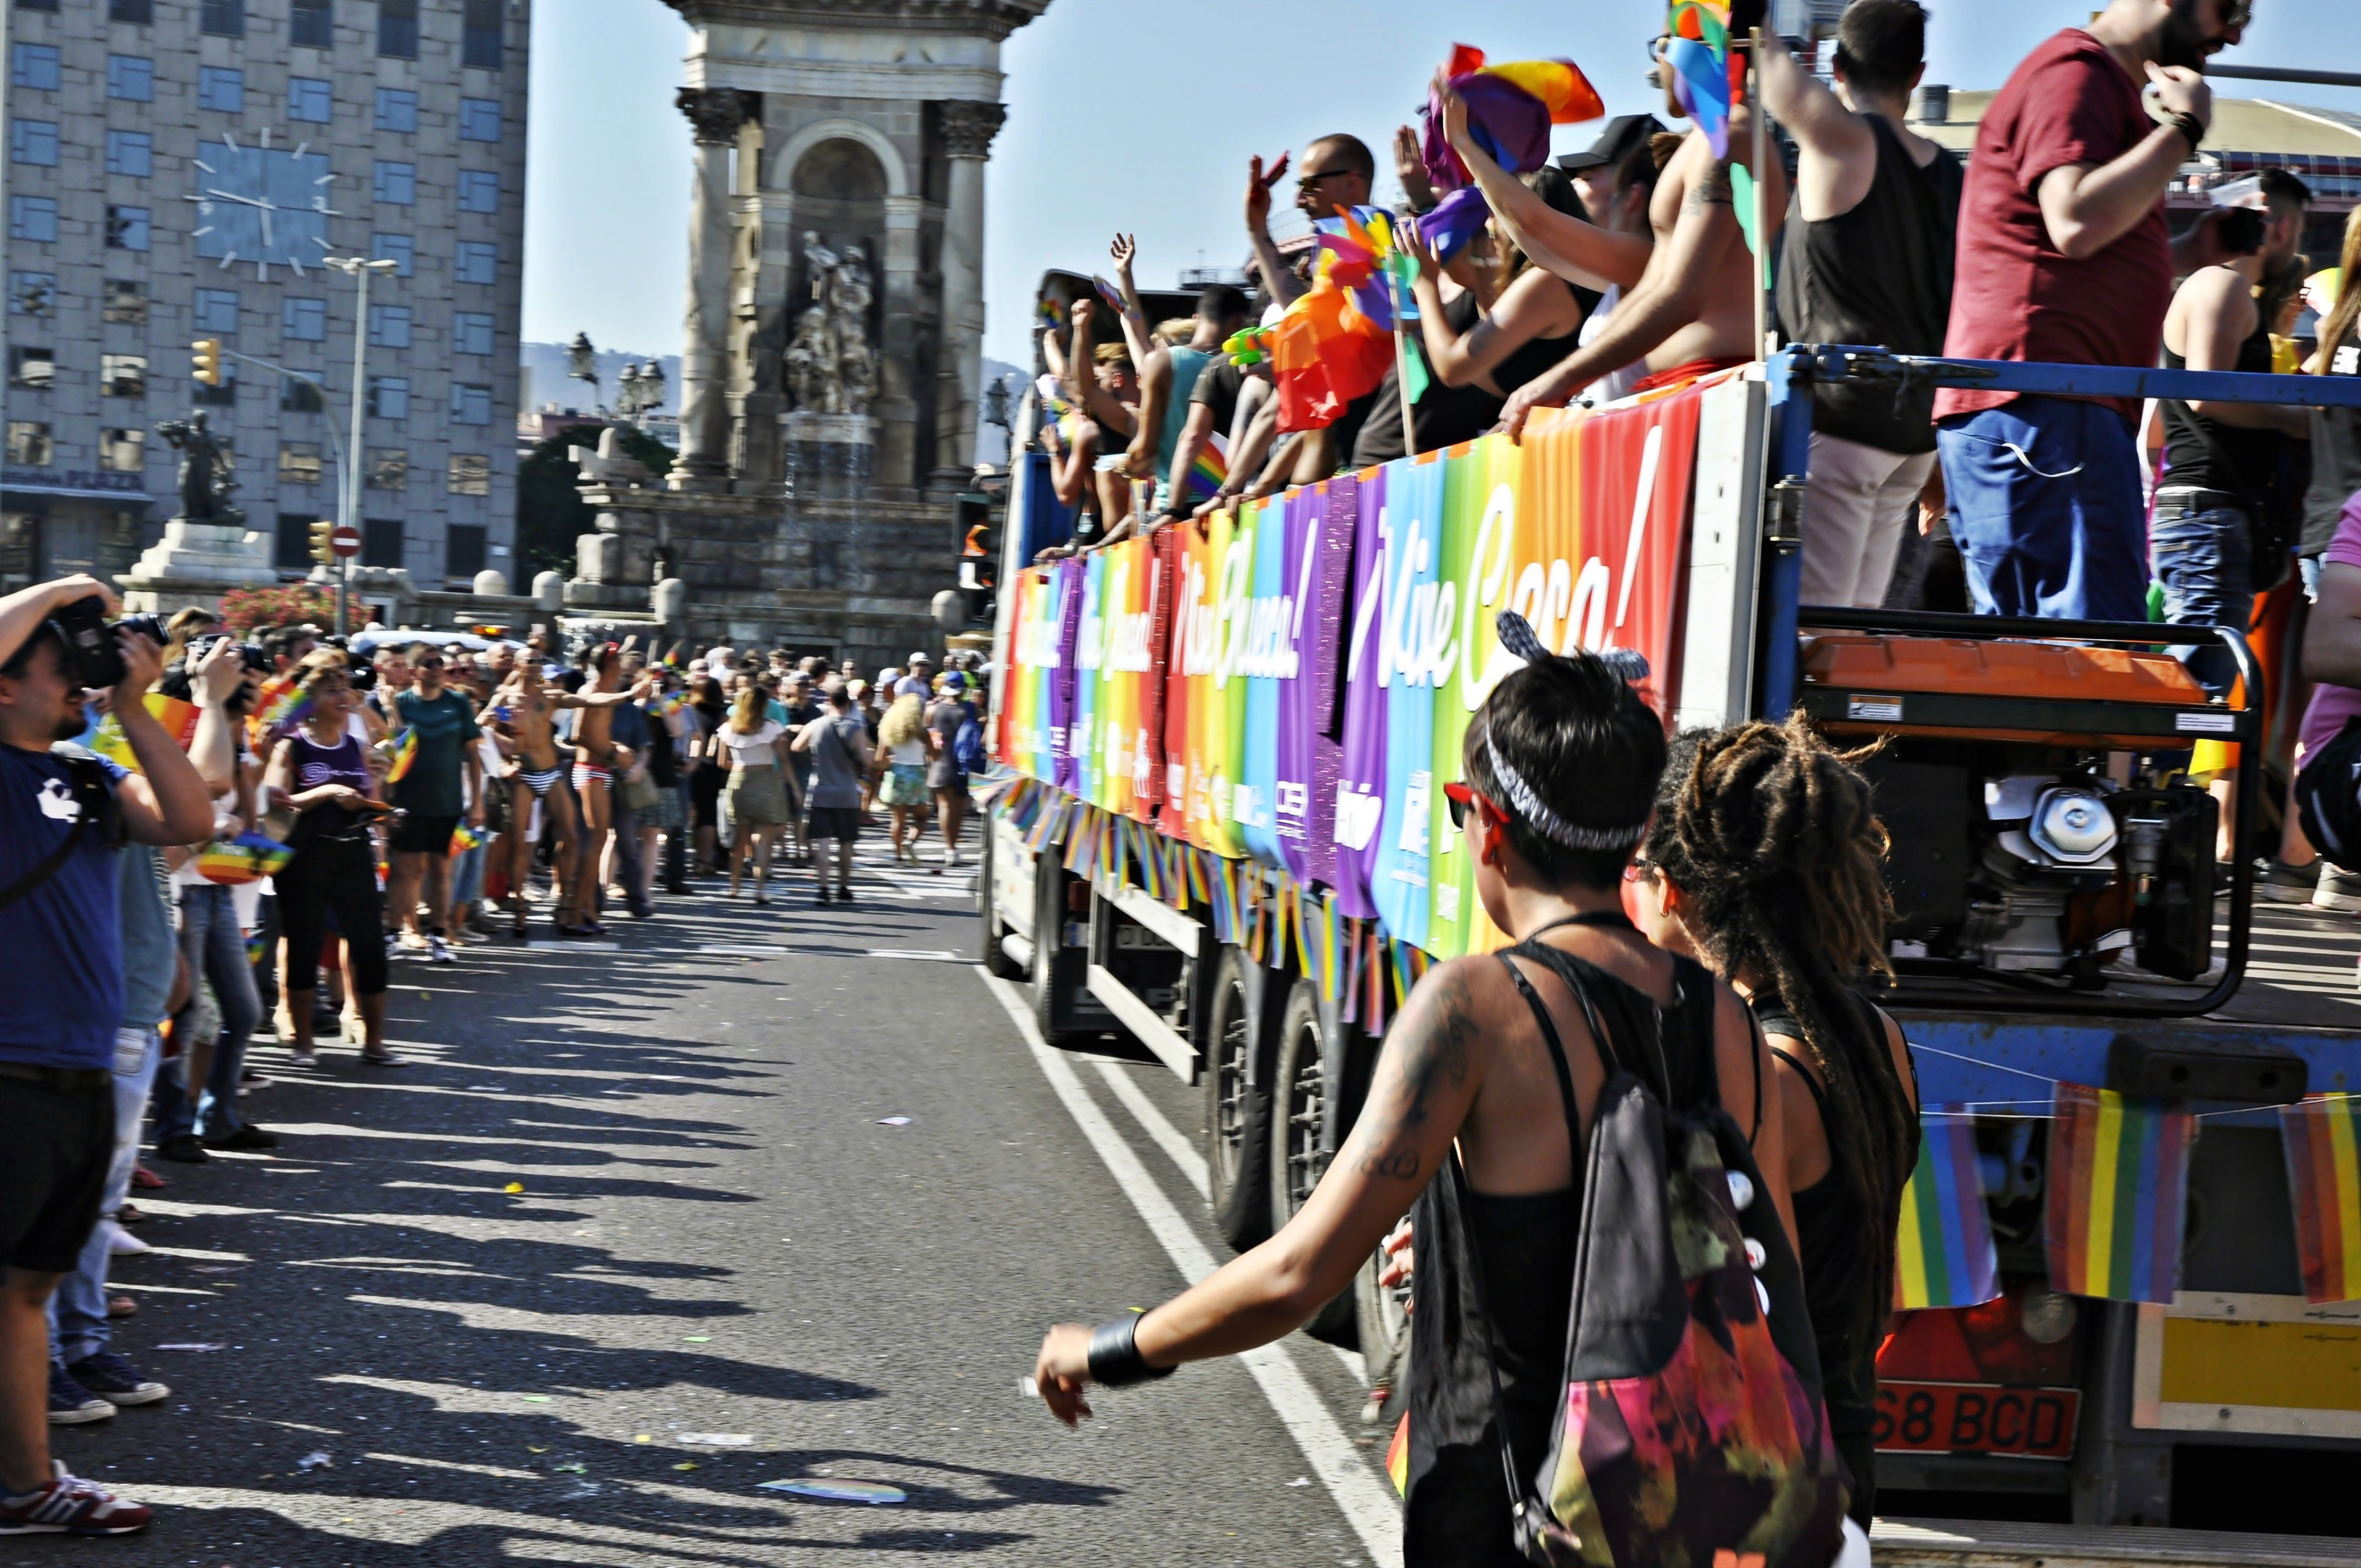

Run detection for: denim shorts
[[1935, 396, 2149, 622], [2150, 492, 2254, 697]]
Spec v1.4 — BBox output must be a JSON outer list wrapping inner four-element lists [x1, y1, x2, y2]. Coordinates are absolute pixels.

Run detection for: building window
[[371, 233, 413, 276], [11, 44, 60, 91], [287, 77, 332, 123], [100, 353, 147, 398], [9, 197, 57, 243], [99, 428, 145, 473], [363, 514, 404, 567], [194, 362, 236, 407], [377, 0, 416, 59], [200, 0, 243, 36], [281, 375, 324, 413], [9, 273, 56, 316], [367, 375, 409, 420], [452, 312, 495, 356], [366, 451, 407, 493], [372, 161, 415, 206], [462, 0, 501, 68], [278, 441, 322, 485], [198, 66, 244, 114], [456, 171, 500, 214], [8, 348, 53, 390], [369, 305, 411, 349], [283, 296, 326, 341], [13, 0, 57, 12], [6, 423, 54, 466], [290, 0, 330, 47], [109, 0, 153, 19], [451, 383, 492, 425], [105, 206, 150, 251], [106, 55, 153, 102], [447, 523, 487, 578], [374, 88, 417, 134], [459, 97, 501, 142], [192, 288, 240, 336], [447, 454, 492, 498], [104, 129, 152, 178], [10, 120, 58, 167], [454, 243, 498, 286], [270, 513, 315, 570], [103, 280, 146, 324]]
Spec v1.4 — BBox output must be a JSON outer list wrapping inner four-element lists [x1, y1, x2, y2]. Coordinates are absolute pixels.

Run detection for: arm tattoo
[[1353, 970, 1483, 1181], [1684, 168, 1734, 215]]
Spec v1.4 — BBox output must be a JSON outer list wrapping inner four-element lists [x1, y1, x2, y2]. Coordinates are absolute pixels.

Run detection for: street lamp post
[[323, 257, 400, 636], [567, 331, 602, 414]]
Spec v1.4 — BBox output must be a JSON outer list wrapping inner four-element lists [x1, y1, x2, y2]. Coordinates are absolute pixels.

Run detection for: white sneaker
[[427, 935, 456, 964], [102, 1222, 148, 1258]]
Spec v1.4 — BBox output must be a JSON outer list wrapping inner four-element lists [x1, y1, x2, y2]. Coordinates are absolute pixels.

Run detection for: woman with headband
[[1029, 614, 1792, 1567]]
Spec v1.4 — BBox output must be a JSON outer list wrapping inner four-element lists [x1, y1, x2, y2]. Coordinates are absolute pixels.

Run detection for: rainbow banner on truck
[[998, 382, 1713, 955]]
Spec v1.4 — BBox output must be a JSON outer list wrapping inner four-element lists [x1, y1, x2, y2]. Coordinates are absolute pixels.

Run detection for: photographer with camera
[[0, 574, 210, 1534]]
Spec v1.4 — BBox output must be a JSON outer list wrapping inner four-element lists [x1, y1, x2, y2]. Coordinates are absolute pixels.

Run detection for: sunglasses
[[416, 659, 444, 670], [1443, 780, 1485, 831], [1295, 168, 1357, 191]]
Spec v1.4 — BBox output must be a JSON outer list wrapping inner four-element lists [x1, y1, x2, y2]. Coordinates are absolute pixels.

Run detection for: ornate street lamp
[[566, 331, 600, 408]]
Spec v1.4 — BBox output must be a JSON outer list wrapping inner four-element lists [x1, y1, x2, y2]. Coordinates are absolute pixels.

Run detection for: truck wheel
[[1270, 978, 1356, 1344], [1353, 1250, 1412, 1394], [1031, 860, 1083, 1045], [1204, 947, 1273, 1251], [977, 813, 1023, 978]]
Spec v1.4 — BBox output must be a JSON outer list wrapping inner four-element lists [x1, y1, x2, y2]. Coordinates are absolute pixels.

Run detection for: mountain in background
[[519, 342, 681, 417]]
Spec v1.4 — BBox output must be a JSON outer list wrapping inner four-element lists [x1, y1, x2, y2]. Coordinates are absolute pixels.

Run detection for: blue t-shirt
[[118, 843, 175, 1030], [0, 744, 127, 1069]]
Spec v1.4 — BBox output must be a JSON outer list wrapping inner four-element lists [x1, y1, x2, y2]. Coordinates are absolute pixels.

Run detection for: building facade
[[0, 0, 530, 596]]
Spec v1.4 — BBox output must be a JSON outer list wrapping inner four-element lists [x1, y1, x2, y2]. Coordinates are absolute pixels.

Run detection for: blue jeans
[[450, 841, 487, 909], [1935, 396, 2150, 621], [49, 1028, 158, 1366], [2151, 495, 2254, 698], [153, 883, 260, 1143]]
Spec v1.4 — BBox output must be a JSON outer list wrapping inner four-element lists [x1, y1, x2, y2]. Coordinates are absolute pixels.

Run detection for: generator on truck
[[980, 330, 2361, 1536]]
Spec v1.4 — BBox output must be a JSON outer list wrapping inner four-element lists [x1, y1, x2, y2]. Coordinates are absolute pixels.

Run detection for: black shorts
[[807, 806, 862, 843], [390, 812, 460, 856], [0, 1071, 114, 1274]]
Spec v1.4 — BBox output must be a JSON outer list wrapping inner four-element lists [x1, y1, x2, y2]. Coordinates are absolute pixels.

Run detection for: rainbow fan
[[1666, 1, 1744, 158], [1422, 44, 1605, 192], [1255, 205, 1404, 433], [197, 831, 295, 886]]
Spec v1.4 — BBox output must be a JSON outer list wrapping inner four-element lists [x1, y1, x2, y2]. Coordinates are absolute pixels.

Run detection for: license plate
[[1872, 1381, 2079, 1458]]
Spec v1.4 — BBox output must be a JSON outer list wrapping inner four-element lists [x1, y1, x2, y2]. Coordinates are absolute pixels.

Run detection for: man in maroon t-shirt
[[1934, 0, 2246, 621]]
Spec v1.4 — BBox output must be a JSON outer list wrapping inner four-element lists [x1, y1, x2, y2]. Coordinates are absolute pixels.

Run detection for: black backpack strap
[[0, 750, 116, 912]]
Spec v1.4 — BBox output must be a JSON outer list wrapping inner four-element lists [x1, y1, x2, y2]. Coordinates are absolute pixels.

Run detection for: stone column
[[670, 87, 758, 493], [933, 100, 1006, 488]]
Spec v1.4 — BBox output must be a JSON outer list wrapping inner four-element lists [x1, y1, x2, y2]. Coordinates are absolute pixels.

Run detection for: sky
[[523, 0, 2361, 368]]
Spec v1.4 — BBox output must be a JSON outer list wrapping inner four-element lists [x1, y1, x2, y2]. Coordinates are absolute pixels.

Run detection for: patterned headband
[[1483, 610, 1652, 852]]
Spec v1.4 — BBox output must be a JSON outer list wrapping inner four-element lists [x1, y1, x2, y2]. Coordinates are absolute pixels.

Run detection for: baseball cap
[[941, 669, 968, 692], [1558, 114, 1667, 174], [907, 650, 933, 664]]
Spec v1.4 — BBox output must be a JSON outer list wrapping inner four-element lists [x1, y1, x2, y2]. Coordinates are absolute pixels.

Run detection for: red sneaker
[[129, 1166, 165, 1191], [0, 1466, 152, 1535]]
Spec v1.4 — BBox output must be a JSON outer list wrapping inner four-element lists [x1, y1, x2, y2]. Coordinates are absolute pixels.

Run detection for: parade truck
[[979, 340, 2361, 1543]]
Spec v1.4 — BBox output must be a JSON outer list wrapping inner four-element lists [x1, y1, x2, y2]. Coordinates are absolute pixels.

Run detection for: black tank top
[[2161, 306, 2281, 508], [1349, 284, 1585, 469], [1775, 115, 1962, 455], [1403, 932, 1722, 1568]]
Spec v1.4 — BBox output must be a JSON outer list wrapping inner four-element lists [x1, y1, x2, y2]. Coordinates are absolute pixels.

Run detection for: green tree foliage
[[514, 422, 677, 577]]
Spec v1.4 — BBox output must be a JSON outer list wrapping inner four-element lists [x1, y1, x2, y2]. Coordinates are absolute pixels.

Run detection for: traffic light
[[309, 519, 336, 565], [191, 338, 223, 387]]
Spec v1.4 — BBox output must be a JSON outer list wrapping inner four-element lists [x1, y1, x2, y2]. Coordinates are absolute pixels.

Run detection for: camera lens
[[113, 612, 167, 646]]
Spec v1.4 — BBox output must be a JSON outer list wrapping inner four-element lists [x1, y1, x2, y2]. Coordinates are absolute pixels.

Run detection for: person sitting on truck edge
[[1244, 134, 1374, 315], [1036, 296, 1140, 557], [1933, 0, 2248, 623], [1030, 627, 1790, 1568], [1556, 116, 1672, 408], [1442, 24, 1789, 441], [1761, 2, 1963, 610], [1629, 718, 1921, 1531], [1084, 262, 1251, 547]]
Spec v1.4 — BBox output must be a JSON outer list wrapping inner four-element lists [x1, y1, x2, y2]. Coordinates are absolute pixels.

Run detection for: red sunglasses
[[1442, 780, 1490, 830]]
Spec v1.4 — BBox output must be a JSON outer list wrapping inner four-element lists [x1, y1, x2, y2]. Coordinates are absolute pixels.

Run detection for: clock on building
[[185, 129, 339, 281]]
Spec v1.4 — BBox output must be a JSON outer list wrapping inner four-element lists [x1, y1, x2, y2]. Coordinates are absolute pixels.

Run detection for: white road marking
[[977, 968, 1402, 1568], [866, 948, 962, 962], [1087, 1060, 1208, 1198]]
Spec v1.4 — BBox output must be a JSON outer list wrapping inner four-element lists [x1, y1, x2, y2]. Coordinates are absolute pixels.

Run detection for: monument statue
[[154, 410, 241, 525], [789, 231, 879, 418]]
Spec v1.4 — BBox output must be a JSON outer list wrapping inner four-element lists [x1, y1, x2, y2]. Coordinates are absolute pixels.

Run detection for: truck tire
[[1270, 978, 1357, 1344], [1204, 947, 1274, 1252], [1031, 858, 1084, 1046], [976, 811, 1023, 978], [1353, 1251, 1412, 1394]]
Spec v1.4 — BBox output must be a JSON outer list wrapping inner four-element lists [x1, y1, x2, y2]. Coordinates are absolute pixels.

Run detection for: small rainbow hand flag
[[2278, 1094, 2361, 1303], [197, 831, 293, 886], [90, 692, 200, 770], [2044, 1083, 2194, 1303], [449, 823, 483, 855], [1894, 1110, 2002, 1310], [1386, 1412, 1410, 1497], [385, 727, 419, 784]]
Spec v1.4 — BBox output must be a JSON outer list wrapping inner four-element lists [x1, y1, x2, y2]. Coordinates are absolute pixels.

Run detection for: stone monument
[[118, 408, 280, 614], [563, 0, 1047, 666]]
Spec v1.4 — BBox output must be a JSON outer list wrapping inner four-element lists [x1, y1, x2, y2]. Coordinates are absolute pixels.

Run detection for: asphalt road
[[23, 824, 1398, 1567]]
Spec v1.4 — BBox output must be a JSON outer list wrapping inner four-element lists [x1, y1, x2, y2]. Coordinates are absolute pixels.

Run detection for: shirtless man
[[1437, 36, 1788, 440], [483, 654, 643, 940], [568, 645, 640, 932]]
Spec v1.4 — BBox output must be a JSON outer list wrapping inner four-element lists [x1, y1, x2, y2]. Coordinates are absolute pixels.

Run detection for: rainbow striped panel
[[1894, 1111, 2001, 1310], [2280, 1094, 2361, 1304], [385, 727, 419, 783], [2043, 1083, 2193, 1303]]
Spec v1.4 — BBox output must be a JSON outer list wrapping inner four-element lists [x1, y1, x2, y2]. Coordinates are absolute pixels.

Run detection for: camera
[[48, 595, 165, 692], [191, 631, 272, 674]]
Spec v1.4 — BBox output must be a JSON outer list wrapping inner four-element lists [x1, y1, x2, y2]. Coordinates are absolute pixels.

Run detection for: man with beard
[[1935, 0, 2250, 621]]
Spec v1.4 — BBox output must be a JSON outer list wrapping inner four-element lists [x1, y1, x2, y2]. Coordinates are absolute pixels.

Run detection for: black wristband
[[1085, 1315, 1173, 1388], [2169, 112, 2207, 154]]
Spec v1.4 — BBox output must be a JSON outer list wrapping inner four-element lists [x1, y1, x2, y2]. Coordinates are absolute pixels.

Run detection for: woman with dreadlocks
[[1628, 718, 1919, 1528]]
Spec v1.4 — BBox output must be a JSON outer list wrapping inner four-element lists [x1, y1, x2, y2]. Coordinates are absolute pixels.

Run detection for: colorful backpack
[[1460, 944, 1850, 1568]]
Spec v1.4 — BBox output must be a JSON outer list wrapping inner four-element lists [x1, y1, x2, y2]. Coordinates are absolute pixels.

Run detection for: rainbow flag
[[1894, 1111, 2002, 1310], [195, 831, 294, 886], [1178, 431, 1229, 508], [247, 677, 307, 743], [384, 726, 418, 784], [1386, 1413, 1410, 1497], [2044, 1083, 2194, 1302], [449, 823, 483, 855], [90, 692, 199, 770], [2280, 1094, 2361, 1303]]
